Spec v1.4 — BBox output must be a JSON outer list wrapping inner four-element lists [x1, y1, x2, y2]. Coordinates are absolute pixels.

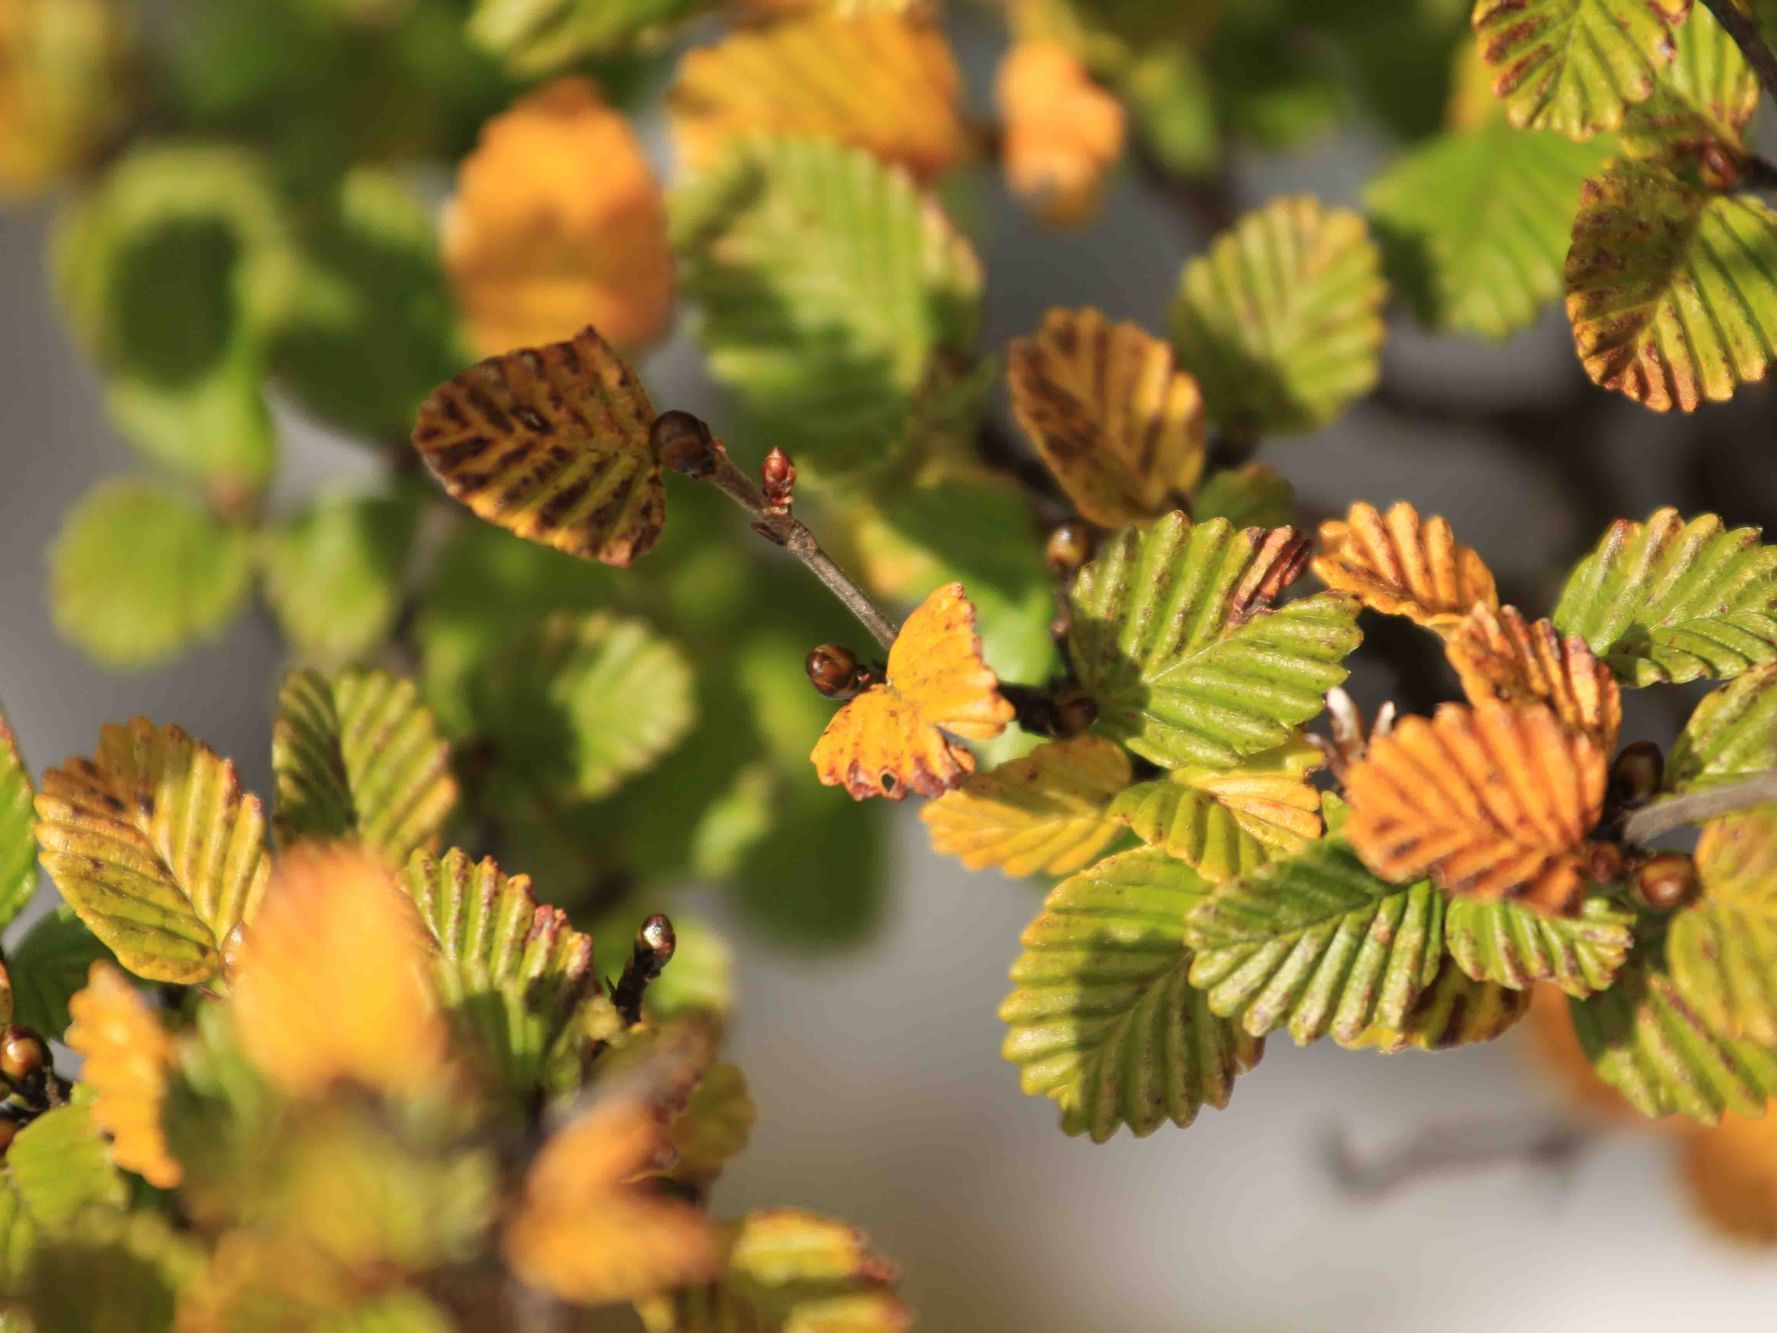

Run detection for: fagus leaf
[[1068, 513, 1360, 769], [8, 1104, 126, 1229], [34, 719, 270, 984], [1669, 663, 1777, 790], [1446, 603, 1622, 750], [1444, 896, 1635, 998], [1349, 956, 1532, 1051], [65, 962, 181, 1188], [1551, 508, 1777, 684], [1000, 847, 1263, 1141], [997, 40, 1126, 227], [1566, 158, 1777, 412], [1192, 464, 1295, 530], [0, 705, 37, 933], [8, 907, 115, 1039], [1669, 810, 1777, 1045], [260, 490, 419, 668], [1169, 196, 1386, 436], [1620, 1, 1758, 159], [470, 0, 705, 73], [1184, 836, 1445, 1047], [1313, 500, 1498, 633]]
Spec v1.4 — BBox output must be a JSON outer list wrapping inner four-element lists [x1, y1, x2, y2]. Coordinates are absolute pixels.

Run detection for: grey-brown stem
[[1701, 0, 1777, 107], [1621, 768, 1777, 844]]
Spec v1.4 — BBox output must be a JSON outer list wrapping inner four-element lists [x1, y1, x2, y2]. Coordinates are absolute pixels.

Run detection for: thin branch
[[1325, 1116, 1594, 1200], [1622, 768, 1777, 844], [1701, 0, 1777, 108]]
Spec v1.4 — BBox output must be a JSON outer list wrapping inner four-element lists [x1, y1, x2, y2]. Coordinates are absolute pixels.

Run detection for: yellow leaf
[[1345, 702, 1606, 914], [996, 41, 1125, 228], [1446, 604, 1622, 751], [1682, 1103, 1777, 1244], [0, 0, 130, 199], [504, 1099, 719, 1306], [1007, 308, 1205, 527], [921, 735, 1131, 876], [669, 11, 969, 182], [1313, 500, 1498, 633], [65, 961, 180, 1188], [811, 583, 1014, 800], [444, 77, 672, 358], [412, 325, 664, 567], [230, 845, 449, 1100]]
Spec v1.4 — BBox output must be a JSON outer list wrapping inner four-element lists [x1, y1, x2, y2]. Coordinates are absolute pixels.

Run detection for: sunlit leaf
[[1566, 158, 1777, 412], [413, 325, 665, 567], [1008, 307, 1206, 527], [669, 11, 968, 182], [997, 39, 1126, 227], [9, 907, 113, 1038], [65, 962, 180, 1188], [1669, 811, 1777, 1045], [639, 1208, 907, 1332], [1000, 847, 1263, 1141], [1349, 955, 1532, 1051], [1680, 1102, 1777, 1242], [470, 0, 704, 73], [1110, 735, 1323, 881], [1471, 0, 1690, 139], [1669, 663, 1777, 790], [1344, 702, 1607, 914], [813, 583, 1013, 801], [1069, 513, 1360, 769], [1446, 603, 1622, 750], [1445, 896, 1634, 997], [0, 704, 36, 933], [1192, 463, 1295, 530], [1620, 1, 1757, 158], [21, 1207, 198, 1333], [34, 718, 269, 984], [1169, 196, 1386, 436], [260, 489, 418, 668], [921, 736, 1130, 877], [48, 479, 253, 669], [8, 1104, 125, 1229], [272, 668, 457, 865], [0, 0, 130, 199], [667, 1062, 755, 1190], [1185, 836, 1444, 1046], [444, 78, 672, 357], [1313, 500, 1498, 633], [231, 845, 448, 1099], [1551, 508, 1777, 684]]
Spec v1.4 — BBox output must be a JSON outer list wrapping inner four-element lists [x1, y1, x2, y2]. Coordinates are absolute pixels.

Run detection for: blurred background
[[7, 2, 1777, 1328]]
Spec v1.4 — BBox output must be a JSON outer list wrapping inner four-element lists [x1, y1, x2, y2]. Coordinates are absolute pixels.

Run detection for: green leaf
[[8, 908, 114, 1040], [470, 611, 697, 803], [672, 135, 982, 486], [7, 1104, 125, 1230], [1566, 157, 1777, 412], [1191, 464, 1294, 530], [1069, 513, 1361, 768], [1445, 896, 1635, 998], [470, 0, 703, 72], [1620, 0, 1756, 158], [1668, 662, 1777, 790], [1471, 0, 1690, 140], [20, 1208, 197, 1333], [1668, 810, 1777, 1045], [1570, 942, 1777, 1122], [52, 142, 291, 493], [1551, 507, 1777, 684], [260, 489, 419, 669], [1000, 847, 1263, 1141], [0, 1178, 36, 1285], [0, 706, 37, 934], [272, 668, 457, 865], [1365, 121, 1611, 340], [34, 718, 270, 985], [48, 479, 254, 669], [1184, 837, 1443, 1046], [669, 1061, 755, 1189], [1350, 956, 1532, 1052], [1168, 196, 1385, 436]]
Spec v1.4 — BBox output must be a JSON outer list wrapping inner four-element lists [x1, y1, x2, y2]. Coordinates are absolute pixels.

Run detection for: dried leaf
[[65, 962, 180, 1188], [669, 12, 968, 182], [1669, 811, 1777, 1045], [34, 719, 270, 984], [0, 702, 37, 933], [1669, 663, 1777, 791], [1444, 896, 1634, 998], [1344, 702, 1607, 914], [921, 735, 1131, 877], [1008, 307, 1206, 527], [812, 583, 1013, 800], [996, 40, 1126, 227], [1446, 604, 1621, 750], [1313, 500, 1498, 633], [444, 78, 671, 357], [412, 325, 664, 567]]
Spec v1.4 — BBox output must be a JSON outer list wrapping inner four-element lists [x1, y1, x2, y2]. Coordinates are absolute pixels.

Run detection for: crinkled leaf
[[1313, 500, 1498, 633], [1621, 1, 1757, 158], [1669, 663, 1777, 790], [1000, 847, 1263, 1141], [1567, 158, 1777, 412], [1446, 603, 1622, 751], [34, 718, 269, 984], [1350, 956, 1532, 1051], [272, 668, 457, 865], [470, 0, 705, 73], [1551, 508, 1777, 684], [65, 962, 180, 1188], [48, 479, 253, 669], [7, 1104, 125, 1229], [0, 705, 37, 933], [21, 1207, 197, 1333], [1445, 896, 1634, 997], [1185, 836, 1444, 1047], [1069, 513, 1360, 769], [1191, 463, 1294, 530], [1169, 196, 1385, 436], [8, 907, 114, 1039], [260, 490, 418, 668], [1669, 810, 1777, 1045]]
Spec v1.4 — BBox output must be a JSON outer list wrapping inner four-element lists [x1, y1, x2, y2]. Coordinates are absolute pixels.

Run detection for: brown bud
[[639, 913, 675, 963], [651, 410, 717, 477], [1584, 840, 1626, 887], [1609, 741, 1664, 811], [1700, 142, 1743, 192], [806, 643, 865, 699], [761, 447, 796, 515], [1051, 687, 1098, 738], [1045, 520, 1093, 579], [1634, 852, 1698, 912], [0, 1027, 48, 1086]]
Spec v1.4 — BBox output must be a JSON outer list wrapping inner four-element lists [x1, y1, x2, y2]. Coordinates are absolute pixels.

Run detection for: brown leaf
[[1446, 604, 1622, 751], [1313, 500, 1498, 633], [996, 41, 1125, 228]]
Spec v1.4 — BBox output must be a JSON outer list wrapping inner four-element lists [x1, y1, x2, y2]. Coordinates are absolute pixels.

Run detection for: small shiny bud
[[1635, 852, 1698, 912], [1045, 520, 1092, 579], [1609, 741, 1664, 810], [1052, 687, 1098, 738], [761, 447, 796, 514], [651, 410, 717, 477], [1700, 142, 1743, 192], [0, 1027, 48, 1086], [807, 643, 864, 699], [1584, 840, 1626, 886], [639, 913, 676, 962]]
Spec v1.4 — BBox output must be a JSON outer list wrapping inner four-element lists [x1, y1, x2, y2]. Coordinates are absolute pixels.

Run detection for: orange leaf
[[996, 41, 1125, 228], [1008, 308, 1205, 527], [812, 583, 1014, 801], [504, 1099, 719, 1306], [444, 77, 671, 358], [412, 325, 664, 567], [1446, 604, 1622, 751], [230, 845, 449, 1100], [1682, 1103, 1777, 1244], [65, 961, 181, 1188], [669, 12, 969, 183], [1344, 702, 1606, 914], [1313, 500, 1498, 632]]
